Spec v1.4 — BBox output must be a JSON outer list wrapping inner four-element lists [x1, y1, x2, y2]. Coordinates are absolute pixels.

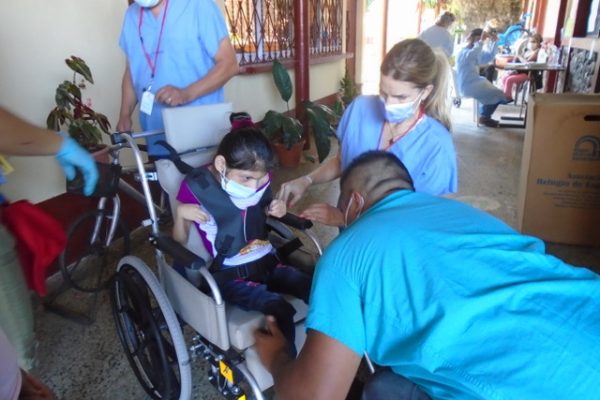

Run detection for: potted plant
[[46, 56, 111, 156], [262, 60, 338, 167]]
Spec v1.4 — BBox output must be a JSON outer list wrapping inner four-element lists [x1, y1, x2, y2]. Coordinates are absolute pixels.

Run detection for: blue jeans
[[218, 256, 312, 356], [361, 370, 432, 400], [479, 102, 500, 118]]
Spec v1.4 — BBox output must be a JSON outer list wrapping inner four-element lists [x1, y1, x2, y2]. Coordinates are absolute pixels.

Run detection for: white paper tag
[[140, 90, 155, 116]]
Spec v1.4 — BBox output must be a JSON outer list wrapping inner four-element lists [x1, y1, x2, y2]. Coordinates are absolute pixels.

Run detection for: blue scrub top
[[456, 42, 506, 105], [307, 190, 600, 400], [119, 0, 230, 155], [337, 96, 457, 195]]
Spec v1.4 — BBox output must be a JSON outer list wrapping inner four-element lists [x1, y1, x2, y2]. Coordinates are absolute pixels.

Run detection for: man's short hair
[[340, 151, 414, 193]]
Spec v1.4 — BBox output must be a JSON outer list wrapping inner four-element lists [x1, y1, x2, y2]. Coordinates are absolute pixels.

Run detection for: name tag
[[140, 89, 155, 116]]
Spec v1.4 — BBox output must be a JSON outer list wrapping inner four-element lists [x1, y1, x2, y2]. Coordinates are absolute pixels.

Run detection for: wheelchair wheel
[[111, 256, 191, 400], [60, 208, 129, 292]]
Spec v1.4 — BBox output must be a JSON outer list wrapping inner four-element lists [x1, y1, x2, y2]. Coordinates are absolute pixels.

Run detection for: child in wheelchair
[[172, 125, 311, 357]]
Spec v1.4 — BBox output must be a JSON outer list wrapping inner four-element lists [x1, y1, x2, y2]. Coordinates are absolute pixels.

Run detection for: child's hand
[[177, 204, 209, 223], [267, 199, 286, 218]]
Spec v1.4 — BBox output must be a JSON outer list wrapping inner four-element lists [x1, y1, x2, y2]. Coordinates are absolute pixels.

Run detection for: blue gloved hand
[[55, 134, 99, 196]]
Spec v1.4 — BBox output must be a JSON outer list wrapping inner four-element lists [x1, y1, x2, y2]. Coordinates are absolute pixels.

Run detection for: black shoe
[[478, 116, 499, 128]]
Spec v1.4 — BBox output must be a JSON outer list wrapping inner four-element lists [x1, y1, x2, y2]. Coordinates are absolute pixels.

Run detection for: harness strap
[[155, 140, 194, 174]]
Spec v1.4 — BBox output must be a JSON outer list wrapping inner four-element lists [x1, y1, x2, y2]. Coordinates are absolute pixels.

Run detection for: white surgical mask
[[380, 92, 422, 123], [134, 0, 161, 8], [221, 170, 271, 209]]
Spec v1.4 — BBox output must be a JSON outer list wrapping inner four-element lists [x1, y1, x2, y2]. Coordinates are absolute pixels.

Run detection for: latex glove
[[55, 134, 98, 196], [277, 175, 312, 208]]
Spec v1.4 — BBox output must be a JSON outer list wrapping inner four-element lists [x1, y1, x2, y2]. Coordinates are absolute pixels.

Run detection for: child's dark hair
[[216, 127, 275, 171]]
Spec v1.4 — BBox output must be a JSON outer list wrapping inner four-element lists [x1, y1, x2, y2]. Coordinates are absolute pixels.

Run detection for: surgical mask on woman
[[380, 92, 422, 124], [134, 0, 161, 8], [527, 42, 539, 51]]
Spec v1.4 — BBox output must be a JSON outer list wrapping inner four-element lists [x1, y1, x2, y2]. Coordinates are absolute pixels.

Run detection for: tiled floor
[[30, 100, 600, 399]]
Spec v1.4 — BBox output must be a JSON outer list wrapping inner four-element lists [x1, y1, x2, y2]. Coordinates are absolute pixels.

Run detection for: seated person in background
[[418, 11, 456, 59], [456, 28, 510, 128], [255, 151, 600, 400], [172, 126, 311, 357], [501, 33, 543, 101], [478, 26, 499, 82]]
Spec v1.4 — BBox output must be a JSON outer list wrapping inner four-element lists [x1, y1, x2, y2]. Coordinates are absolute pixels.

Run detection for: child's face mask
[[220, 169, 271, 207]]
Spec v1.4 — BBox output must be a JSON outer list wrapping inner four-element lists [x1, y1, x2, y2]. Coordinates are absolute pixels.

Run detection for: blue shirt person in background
[[478, 26, 499, 82], [255, 151, 600, 400], [116, 0, 239, 156], [418, 12, 456, 58], [277, 39, 457, 227], [456, 28, 510, 128]]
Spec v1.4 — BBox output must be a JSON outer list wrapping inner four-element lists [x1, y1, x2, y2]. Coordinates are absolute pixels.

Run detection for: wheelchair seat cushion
[[227, 296, 307, 350]]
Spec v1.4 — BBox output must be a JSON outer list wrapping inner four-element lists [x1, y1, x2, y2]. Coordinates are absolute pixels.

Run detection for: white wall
[[1, 1, 344, 203], [0, 0, 127, 203]]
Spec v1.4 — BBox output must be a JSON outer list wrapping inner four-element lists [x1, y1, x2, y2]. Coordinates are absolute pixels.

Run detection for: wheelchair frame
[[110, 131, 322, 400]]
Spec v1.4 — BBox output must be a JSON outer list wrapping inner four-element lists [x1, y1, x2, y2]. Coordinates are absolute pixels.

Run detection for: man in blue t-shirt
[[255, 151, 600, 400], [117, 0, 239, 156]]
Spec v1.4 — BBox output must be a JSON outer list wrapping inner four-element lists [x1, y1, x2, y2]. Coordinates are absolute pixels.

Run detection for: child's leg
[[267, 263, 312, 304], [503, 73, 527, 99], [219, 279, 298, 355]]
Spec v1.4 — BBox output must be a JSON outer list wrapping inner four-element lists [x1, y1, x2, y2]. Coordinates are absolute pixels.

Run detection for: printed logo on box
[[572, 135, 600, 161]]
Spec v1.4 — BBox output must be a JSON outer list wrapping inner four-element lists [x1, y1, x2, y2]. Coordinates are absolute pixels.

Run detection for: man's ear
[[214, 155, 226, 175]]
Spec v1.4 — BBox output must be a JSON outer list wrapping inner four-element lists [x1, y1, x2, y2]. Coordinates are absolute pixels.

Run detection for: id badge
[[140, 89, 155, 116]]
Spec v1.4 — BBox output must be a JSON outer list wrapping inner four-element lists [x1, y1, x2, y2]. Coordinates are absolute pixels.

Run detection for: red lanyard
[[138, 0, 169, 79], [383, 107, 425, 151]]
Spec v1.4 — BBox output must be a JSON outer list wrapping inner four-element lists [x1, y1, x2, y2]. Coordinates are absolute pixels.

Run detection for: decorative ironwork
[[224, 0, 342, 66]]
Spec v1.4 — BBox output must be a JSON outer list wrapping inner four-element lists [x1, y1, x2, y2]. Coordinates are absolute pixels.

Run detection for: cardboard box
[[517, 93, 600, 246]]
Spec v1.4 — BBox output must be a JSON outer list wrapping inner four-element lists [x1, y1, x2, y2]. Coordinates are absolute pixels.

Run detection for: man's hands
[[300, 203, 344, 227], [277, 176, 312, 208], [254, 316, 291, 373], [156, 85, 190, 107]]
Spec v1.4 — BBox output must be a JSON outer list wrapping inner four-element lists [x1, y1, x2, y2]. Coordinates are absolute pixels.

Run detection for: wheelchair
[[109, 104, 322, 400]]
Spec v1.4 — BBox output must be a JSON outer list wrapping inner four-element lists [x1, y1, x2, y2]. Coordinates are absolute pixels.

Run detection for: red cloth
[[1, 200, 66, 297]]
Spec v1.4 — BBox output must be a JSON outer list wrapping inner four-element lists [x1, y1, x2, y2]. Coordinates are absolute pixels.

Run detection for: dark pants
[[218, 256, 312, 356], [362, 370, 432, 400]]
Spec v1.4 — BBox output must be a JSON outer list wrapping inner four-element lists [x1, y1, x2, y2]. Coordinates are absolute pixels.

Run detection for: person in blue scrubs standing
[[277, 39, 457, 227], [116, 0, 239, 157], [456, 28, 510, 128], [255, 151, 600, 400]]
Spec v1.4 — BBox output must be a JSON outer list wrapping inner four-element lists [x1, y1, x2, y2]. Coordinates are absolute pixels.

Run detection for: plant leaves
[[280, 116, 303, 149], [306, 107, 332, 162], [272, 60, 293, 104], [65, 56, 94, 84]]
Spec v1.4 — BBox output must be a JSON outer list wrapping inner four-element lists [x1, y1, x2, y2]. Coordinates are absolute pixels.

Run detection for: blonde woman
[[278, 39, 457, 227]]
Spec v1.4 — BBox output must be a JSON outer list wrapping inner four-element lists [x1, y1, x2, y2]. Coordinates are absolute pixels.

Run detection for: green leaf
[[65, 55, 94, 84], [306, 107, 332, 162], [272, 60, 293, 103], [280, 116, 303, 149]]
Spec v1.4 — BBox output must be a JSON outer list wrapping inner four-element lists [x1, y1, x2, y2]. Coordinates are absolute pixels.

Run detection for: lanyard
[[138, 0, 169, 80], [383, 107, 425, 151]]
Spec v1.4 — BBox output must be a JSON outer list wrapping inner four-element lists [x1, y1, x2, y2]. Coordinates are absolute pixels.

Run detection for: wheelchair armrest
[[270, 213, 313, 230], [150, 234, 206, 269]]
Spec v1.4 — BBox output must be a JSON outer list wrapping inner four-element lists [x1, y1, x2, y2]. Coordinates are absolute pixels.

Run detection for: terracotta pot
[[273, 140, 305, 168], [90, 144, 110, 164]]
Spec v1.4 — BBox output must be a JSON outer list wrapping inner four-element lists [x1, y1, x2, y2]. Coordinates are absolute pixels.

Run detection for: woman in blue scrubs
[[456, 28, 510, 127], [277, 39, 457, 227]]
